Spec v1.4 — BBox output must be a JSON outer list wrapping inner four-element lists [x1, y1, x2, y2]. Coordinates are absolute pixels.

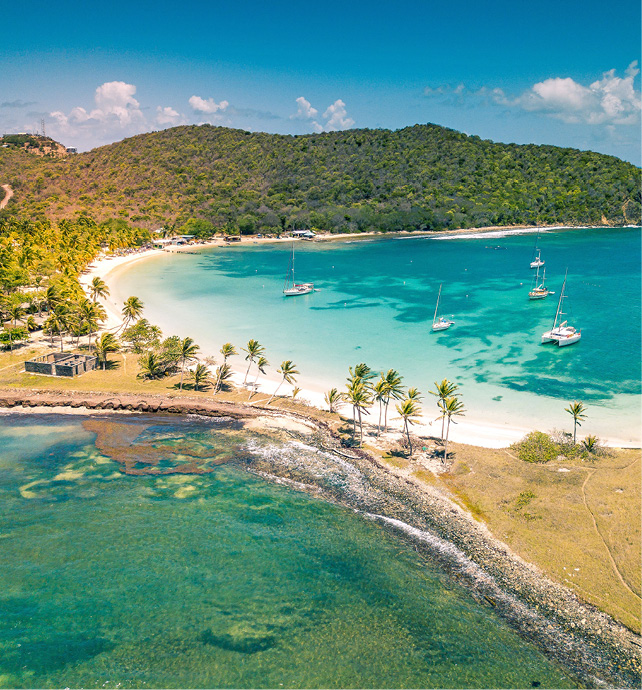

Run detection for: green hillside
[[1, 124, 640, 232]]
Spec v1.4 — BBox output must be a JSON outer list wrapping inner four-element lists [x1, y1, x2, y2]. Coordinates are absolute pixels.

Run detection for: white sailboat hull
[[283, 283, 314, 296], [432, 318, 454, 331], [529, 289, 549, 300], [557, 332, 581, 346], [530, 259, 544, 268]]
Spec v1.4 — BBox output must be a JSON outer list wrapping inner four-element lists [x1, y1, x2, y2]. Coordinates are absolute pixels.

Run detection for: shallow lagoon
[[0, 413, 575, 688], [112, 227, 641, 444]]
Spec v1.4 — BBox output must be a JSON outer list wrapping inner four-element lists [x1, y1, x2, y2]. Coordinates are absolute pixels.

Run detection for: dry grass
[[423, 442, 642, 632]]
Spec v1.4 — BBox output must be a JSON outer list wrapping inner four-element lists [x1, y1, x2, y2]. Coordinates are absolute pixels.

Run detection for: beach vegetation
[[565, 400, 587, 444], [94, 332, 120, 370], [178, 336, 200, 390], [137, 351, 165, 380], [214, 362, 233, 393], [395, 398, 422, 455], [90, 276, 110, 302], [249, 355, 269, 399], [324, 387, 344, 413], [438, 395, 466, 461], [268, 359, 299, 404], [430, 378, 459, 441], [0, 325, 28, 350], [382, 369, 405, 432], [121, 296, 145, 329], [190, 363, 211, 391], [122, 319, 162, 353], [242, 339, 265, 385], [511, 431, 560, 463], [344, 377, 373, 447]]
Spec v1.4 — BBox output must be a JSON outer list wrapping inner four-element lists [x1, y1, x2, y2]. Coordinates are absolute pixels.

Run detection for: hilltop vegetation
[[1, 123, 640, 233]]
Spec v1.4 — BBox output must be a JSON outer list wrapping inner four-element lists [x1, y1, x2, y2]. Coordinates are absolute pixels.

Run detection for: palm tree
[[268, 360, 299, 404], [373, 376, 390, 436], [178, 337, 200, 390], [249, 356, 269, 399], [94, 332, 120, 370], [8, 302, 25, 327], [76, 298, 105, 350], [396, 398, 422, 455], [348, 362, 377, 386], [344, 378, 372, 447], [220, 342, 237, 363], [121, 296, 144, 330], [407, 387, 422, 402], [137, 351, 165, 380], [191, 363, 211, 391], [430, 378, 459, 440], [382, 369, 405, 431], [242, 339, 265, 384], [582, 434, 601, 455], [565, 401, 587, 444], [439, 396, 466, 461], [213, 343, 237, 393], [214, 362, 233, 393], [90, 276, 110, 302], [324, 387, 344, 413]]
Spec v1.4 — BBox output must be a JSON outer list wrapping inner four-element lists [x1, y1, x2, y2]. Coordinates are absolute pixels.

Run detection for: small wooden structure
[[25, 352, 97, 377]]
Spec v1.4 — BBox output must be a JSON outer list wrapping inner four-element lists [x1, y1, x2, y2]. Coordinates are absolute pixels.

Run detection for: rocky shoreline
[[1, 388, 640, 688]]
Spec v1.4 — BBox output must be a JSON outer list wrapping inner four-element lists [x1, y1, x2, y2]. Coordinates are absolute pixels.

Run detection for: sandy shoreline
[[81, 226, 637, 449]]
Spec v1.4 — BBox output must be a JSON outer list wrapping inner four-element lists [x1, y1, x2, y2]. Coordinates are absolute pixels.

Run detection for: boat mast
[[551, 270, 568, 329], [433, 284, 442, 325]]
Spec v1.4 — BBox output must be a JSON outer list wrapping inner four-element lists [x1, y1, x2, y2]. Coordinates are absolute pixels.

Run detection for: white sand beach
[[81, 230, 636, 450]]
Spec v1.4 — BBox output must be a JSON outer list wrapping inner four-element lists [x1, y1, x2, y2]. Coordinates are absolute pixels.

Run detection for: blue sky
[[1, 0, 640, 164]]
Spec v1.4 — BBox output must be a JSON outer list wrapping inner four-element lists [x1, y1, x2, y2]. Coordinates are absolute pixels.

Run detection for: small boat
[[541, 272, 581, 346], [530, 230, 545, 268], [283, 242, 314, 296], [432, 284, 454, 331], [528, 266, 550, 300], [530, 248, 545, 269]]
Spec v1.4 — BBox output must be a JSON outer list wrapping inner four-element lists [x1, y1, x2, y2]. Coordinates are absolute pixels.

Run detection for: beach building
[[25, 352, 96, 377], [292, 230, 316, 239]]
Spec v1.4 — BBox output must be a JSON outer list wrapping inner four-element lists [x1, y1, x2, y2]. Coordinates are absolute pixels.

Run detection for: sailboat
[[530, 230, 545, 268], [541, 271, 581, 346], [283, 242, 314, 296], [432, 284, 455, 331], [528, 265, 551, 300]]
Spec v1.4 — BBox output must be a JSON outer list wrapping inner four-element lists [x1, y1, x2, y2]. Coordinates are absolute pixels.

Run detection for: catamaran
[[283, 242, 314, 296], [432, 283, 454, 331], [541, 271, 581, 346], [528, 265, 551, 300]]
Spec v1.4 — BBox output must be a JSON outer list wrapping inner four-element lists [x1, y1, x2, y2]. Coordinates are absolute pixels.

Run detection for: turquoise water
[[112, 227, 641, 443], [0, 413, 575, 688]]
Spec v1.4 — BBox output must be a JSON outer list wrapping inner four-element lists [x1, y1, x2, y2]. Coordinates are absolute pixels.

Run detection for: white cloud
[[321, 99, 355, 131], [292, 96, 354, 132], [47, 81, 148, 147], [188, 95, 229, 114], [290, 96, 318, 120], [156, 105, 183, 126], [492, 63, 640, 126]]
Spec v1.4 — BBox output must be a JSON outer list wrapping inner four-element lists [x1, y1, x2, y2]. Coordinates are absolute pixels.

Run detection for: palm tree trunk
[[267, 378, 284, 405], [384, 399, 389, 431], [444, 416, 451, 461], [441, 408, 446, 441], [180, 358, 185, 390], [573, 420, 577, 445], [377, 401, 382, 436], [358, 408, 363, 447], [243, 360, 252, 385], [405, 420, 412, 455]]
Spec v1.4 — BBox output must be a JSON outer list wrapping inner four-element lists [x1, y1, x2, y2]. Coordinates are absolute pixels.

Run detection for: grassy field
[[2, 343, 640, 632], [396, 444, 641, 632]]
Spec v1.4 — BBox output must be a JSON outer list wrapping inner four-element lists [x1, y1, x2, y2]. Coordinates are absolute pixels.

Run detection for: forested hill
[[1, 123, 640, 233]]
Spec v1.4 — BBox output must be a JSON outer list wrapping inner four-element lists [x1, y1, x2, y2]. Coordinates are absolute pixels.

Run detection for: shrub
[[511, 431, 559, 463]]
